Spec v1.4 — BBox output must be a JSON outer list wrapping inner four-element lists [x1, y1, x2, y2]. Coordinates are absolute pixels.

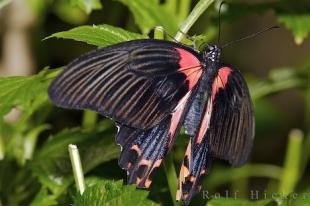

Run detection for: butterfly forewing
[[206, 66, 254, 166], [48, 40, 202, 129]]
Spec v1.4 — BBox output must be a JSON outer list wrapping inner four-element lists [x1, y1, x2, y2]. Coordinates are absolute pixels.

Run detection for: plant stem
[[82, 110, 98, 131], [175, 0, 215, 42], [278, 129, 303, 196], [68, 144, 85, 195], [164, 154, 180, 206]]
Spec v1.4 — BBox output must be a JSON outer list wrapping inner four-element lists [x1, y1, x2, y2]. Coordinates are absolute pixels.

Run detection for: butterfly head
[[202, 45, 221, 66]]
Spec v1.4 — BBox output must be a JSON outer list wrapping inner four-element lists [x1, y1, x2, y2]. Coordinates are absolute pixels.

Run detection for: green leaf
[[74, 179, 158, 206], [207, 198, 275, 206], [277, 14, 310, 44], [289, 188, 310, 206], [0, 68, 56, 122], [70, 0, 102, 14], [31, 122, 119, 196], [53, 0, 89, 25], [30, 188, 57, 206], [119, 0, 179, 35], [47, 24, 147, 47]]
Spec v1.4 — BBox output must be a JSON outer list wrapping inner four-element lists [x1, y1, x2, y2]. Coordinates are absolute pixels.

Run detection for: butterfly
[[48, 39, 254, 205]]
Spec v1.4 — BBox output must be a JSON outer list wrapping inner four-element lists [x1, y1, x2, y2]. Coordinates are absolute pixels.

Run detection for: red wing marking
[[169, 91, 191, 145], [196, 98, 213, 144], [211, 67, 232, 99], [176, 48, 202, 90], [196, 67, 233, 144]]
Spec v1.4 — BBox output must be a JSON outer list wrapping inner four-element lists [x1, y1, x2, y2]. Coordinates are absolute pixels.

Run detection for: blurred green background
[[0, 0, 309, 205]]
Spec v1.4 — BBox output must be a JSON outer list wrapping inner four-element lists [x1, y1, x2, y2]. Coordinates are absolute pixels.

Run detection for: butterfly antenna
[[218, 1, 226, 46], [221, 25, 279, 48]]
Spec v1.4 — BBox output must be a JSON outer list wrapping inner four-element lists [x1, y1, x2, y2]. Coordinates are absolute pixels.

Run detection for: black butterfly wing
[[178, 66, 254, 204], [116, 91, 194, 188], [206, 66, 254, 166], [48, 39, 202, 129]]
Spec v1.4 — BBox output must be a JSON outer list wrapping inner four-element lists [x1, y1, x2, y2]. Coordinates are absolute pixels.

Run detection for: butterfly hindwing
[[48, 39, 202, 129], [116, 91, 194, 188], [178, 66, 254, 203]]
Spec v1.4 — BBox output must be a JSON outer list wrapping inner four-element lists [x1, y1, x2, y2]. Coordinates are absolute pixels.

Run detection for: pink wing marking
[[135, 159, 162, 187], [211, 67, 232, 99], [196, 98, 213, 144], [168, 91, 191, 145], [196, 67, 233, 144], [176, 48, 202, 90]]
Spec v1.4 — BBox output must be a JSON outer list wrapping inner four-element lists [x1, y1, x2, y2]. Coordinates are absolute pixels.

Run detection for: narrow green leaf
[[205, 164, 283, 189], [277, 14, 310, 44], [74, 179, 158, 206], [279, 129, 303, 196], [47, 24, 146, 47], [249, 68, 309, 101], [119, 0, 179, 34]]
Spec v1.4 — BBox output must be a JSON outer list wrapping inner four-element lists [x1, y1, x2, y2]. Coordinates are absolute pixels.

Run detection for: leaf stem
[[82, 110, 98, 131], [175, 0, 215, 42], [68, 144, 85, 195], [278, 129, 303, 196]]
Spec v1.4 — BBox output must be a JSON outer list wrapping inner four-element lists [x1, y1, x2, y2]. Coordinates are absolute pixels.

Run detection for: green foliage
[[47, 24, 147, 47], [277, 14, 310, 44], [74, 179, 157, 206], [53, 1, 90, 25], [31, 123, 119, 196], [119, 0, 180, 34], [70, 0, 102, 14], [0, 68, 53, 120], [30, 188, 58, 206]]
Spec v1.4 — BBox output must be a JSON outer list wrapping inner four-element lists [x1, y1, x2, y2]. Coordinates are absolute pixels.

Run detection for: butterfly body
[[49, 39, 254, 205]]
